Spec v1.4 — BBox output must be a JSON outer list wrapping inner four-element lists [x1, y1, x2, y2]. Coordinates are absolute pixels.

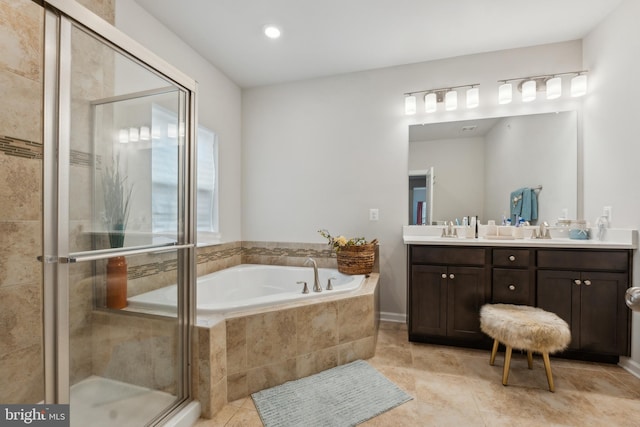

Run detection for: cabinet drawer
[[492, 269, 530, 304], [493, 249, 530, 267], [537, 250, 628, 271], [411, 246, 485, 266]]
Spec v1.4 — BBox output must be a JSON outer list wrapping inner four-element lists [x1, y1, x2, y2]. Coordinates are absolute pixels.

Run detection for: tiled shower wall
[[0, 0, 114, 404]]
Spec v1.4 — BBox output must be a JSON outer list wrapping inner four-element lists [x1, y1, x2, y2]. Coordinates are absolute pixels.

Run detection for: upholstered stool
[[479, 303, 571, 392]]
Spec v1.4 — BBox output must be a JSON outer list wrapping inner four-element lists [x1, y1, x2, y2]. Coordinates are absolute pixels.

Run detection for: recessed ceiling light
[[264, 25, 282, 39]]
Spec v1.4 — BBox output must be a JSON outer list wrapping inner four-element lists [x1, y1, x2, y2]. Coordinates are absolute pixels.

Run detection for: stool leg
[[502, 346, 512, 386], [527, 350, 533, 369], [542, 352, 555, 392], [490, 339, 499, 366]]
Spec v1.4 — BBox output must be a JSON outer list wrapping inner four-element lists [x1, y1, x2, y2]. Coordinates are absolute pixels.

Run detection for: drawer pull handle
[[508, 284, 516, 291], [449, 274, 455, 279], [508, 255, 516, 261], [441, 273, 447, 279], [574, 279, 582, 285], [584, 280, 592, 286]]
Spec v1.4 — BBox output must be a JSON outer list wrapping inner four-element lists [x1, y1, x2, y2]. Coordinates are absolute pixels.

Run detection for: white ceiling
[[133, 0, 622, 88]]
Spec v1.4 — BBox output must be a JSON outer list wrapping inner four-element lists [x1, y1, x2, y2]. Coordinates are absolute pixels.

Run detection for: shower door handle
[[37, 255, 59, 264], [59, 243, 195, 263]]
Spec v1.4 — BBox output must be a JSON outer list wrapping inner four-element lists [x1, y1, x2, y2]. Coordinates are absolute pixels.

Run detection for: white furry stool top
[[480, 303, 571, 392]]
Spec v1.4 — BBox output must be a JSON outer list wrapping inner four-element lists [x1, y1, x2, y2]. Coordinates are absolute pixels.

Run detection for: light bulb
[[546, 77, 562, 100], [405, 95, 416, 115], [522, 80, 536, 102], [466, 87, 479, 109], [118, 129, 129, 144], [424, 93, 437, 113], [129, 127, 139, 142], [498, 83, 512, 104], [571, 74, 588, 97], [445, 90, 457, 111], [264, 25, 281, 39], [140, 126, 150, 141]]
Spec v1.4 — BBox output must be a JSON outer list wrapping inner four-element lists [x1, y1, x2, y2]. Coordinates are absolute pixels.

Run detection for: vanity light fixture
[[405, 95, 417, 115], [139, 126, 150, 141], [424, 92, 437, 113], [466, 86, 480, 109], [445, 90, 458, 111], [571, 73, 588, 97], [546, 76, 562, 99], [498, 82, 512, 104], [118, 129, 129, 144], [498, 70, 588, 104], [128, 127, 140, 142], [521, 80, 537, 102], [404, 83, 480, 115]]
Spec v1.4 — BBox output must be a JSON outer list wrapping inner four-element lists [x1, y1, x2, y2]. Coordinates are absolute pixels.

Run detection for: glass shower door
[[43, 3, 196, 426]]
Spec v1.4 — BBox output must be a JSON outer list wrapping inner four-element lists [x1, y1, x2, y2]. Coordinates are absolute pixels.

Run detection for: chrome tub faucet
[[304, 257, 322, 292]]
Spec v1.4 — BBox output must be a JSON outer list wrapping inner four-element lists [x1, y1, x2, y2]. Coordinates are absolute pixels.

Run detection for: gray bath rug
[[251, 359, 413, 427]]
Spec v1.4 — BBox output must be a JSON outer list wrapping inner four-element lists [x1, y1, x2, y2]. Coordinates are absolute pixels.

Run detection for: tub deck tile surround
[[221, 273, 379, 402], [195, 270, 380, 417]]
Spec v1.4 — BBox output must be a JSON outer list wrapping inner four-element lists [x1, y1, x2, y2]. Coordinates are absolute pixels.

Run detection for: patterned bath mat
[[251, 359, 412, 427]]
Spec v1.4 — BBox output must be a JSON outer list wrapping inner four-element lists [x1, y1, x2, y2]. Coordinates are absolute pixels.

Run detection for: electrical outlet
[[369, 208, 379, 221], [603, 206, 612, 222]]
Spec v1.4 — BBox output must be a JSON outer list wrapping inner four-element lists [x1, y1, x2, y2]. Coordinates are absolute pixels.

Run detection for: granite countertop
[[402, 225, 638, 249]]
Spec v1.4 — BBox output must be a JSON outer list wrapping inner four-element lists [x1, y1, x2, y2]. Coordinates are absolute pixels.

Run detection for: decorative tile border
[[0, 135, 42, 159], [127, 241, 337, 281], [0, 135, 99, 168]]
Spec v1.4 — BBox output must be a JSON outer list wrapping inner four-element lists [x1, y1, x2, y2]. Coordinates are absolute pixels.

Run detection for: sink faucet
[[596, 215, 610, 241], [304, 257, 322, 292]]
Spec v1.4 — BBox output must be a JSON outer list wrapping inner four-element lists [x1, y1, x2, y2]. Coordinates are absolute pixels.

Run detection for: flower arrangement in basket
[[318, 229, 378, 275]]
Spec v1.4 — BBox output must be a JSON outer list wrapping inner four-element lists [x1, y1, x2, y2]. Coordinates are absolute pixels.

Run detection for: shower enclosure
[[39, 1, 196, 425]]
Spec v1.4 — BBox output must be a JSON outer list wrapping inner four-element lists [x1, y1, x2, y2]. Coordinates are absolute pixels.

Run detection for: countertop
[[402, 225, 638, 249]]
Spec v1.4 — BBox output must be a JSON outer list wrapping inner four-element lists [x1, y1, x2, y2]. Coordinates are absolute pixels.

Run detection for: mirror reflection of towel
[[510, 187, 538, 221]]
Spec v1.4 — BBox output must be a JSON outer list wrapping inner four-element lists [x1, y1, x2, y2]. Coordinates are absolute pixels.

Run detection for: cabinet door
[[410, 265, 447, 336], [447, 266, 485, 339], [537, 270, 578, 350], [578, 272, 629, 355]]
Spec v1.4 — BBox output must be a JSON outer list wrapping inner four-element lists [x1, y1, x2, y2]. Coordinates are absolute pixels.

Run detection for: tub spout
[[304, 258, 322, 292]]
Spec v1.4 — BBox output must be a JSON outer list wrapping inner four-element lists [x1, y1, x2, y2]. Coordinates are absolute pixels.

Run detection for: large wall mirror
[[408, 111, 578, 225]]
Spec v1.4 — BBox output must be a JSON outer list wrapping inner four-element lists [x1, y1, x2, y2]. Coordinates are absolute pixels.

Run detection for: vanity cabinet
[[408, 246, 487, 343], [536, 250, 630, 357], [407, 244, 632, 361]]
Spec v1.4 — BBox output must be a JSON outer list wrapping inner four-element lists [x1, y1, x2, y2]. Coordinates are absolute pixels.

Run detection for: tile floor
[[194, 321, 640, 426]]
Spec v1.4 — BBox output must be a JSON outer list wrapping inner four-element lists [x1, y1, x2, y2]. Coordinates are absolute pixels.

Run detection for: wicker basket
[[336, 241, 377, 275]]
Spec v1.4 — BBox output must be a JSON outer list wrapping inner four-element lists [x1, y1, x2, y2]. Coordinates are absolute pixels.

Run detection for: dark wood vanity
[[407, 244, 632, 363]]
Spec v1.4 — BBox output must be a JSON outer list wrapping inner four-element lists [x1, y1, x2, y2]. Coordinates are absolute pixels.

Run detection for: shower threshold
[[70, 376, 176, 427]]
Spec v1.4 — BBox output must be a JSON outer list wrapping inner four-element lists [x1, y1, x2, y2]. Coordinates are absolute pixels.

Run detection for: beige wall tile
[[295, 301, 339, 354], [296, 347, 338, 379], [0, 155, 41, 221], [0, 0, 42, 81], [227, 372, 248, 402], [338, 336, 376, 364], [226, 317, 247, 375], [208, 321, 227, 384], [246, 359, 296, 394], [0, 221, 40, 287], [338, 295, 375, 344], [0, 70, 42, 143], [0, 343, 43, 403], [0, 283, 41, 355], [246, 309, 297, 368]]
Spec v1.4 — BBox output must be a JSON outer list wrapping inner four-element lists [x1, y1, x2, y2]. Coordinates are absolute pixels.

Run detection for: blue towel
[[510, 187, 538, 222]]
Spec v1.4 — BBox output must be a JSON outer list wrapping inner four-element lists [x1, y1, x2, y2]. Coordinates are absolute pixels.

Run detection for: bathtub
[[127, 264, 366, 315]]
